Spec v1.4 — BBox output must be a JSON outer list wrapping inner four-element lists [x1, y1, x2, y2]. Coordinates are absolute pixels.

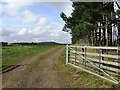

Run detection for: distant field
[[1, 45, 57, 69]]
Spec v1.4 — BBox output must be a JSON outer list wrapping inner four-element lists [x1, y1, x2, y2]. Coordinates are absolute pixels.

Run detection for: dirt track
[[2, 46, 69, 88]]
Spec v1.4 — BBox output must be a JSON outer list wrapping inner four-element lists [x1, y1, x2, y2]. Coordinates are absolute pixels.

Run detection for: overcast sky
[[1, 0, 73, 44]]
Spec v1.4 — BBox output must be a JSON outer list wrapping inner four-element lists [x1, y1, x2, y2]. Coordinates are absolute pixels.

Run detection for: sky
[[1, 0, 73, 44]]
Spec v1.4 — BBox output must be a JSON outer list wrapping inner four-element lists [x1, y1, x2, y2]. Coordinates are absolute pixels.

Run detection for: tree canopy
[[60, 1, 120, 46]]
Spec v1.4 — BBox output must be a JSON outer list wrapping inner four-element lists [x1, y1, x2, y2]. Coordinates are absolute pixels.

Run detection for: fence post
[[99, 48, 103, 75], [66, 44, 69, 65], [75, 46, 77, 65], [82, 47, 85, 66], [101, 49, 104, 61], [84, 47, 86, 69]]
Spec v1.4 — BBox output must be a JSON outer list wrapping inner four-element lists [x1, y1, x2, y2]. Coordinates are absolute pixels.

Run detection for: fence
[[66, 45, 120, 84]]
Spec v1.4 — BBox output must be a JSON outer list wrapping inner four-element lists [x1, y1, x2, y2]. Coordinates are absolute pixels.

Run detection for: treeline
[[1, 42, 66, 46], [61, 1, 120, 46]]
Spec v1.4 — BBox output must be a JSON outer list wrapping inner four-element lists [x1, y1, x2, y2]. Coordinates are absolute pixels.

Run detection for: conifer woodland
[[60, 1, 120, 46]]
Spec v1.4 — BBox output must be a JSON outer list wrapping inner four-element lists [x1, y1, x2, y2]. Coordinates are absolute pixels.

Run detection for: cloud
[[2, 0, 70, 2], [21, 10, 37, 23], [39, 30, 71, 43], [46, 2, 66, 8], [2, 28, 16, 36], [63, 2, 73, 17], [31, 26, 43, 36], [2, 21, 72, 44], [17, 28, 28, 35], [0, 3, 2, 37], [0, 3, 2, 17], [3, 2, 33, 16], [28, 21, 71, 43], [2, 1, 72, 44], [37, 17, 47, 27]]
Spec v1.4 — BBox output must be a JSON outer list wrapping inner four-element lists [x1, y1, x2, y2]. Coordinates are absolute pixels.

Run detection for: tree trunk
[[106, 27, 108, 46], [99, 22, 102, 46], [117, 24, 120, 48], [95, 29, 98, 46], [102, 15, 106, 46], [108, 25, 112, 46]]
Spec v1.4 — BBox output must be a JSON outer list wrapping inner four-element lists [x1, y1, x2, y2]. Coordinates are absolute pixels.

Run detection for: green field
[[1, 45, 56, 69]]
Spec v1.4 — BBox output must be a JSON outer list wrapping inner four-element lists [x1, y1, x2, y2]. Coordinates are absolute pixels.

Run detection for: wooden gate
[[66, 45, 120, 84]]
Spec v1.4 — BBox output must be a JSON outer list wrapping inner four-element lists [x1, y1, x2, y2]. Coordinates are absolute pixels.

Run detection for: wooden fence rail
[[66, 45, 120, 84]]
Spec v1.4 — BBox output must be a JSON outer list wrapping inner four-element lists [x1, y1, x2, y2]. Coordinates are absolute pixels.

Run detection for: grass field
[[1, 45, 56, 69]]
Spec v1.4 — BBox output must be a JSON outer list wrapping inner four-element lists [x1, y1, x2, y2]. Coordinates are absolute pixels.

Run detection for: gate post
[[66, 44, 69, 65], [82, 47, 85, 64]]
